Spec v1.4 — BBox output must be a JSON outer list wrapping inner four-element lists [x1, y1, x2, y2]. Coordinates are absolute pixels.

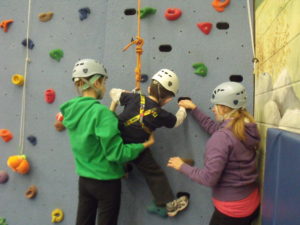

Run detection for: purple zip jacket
[[179, 107, 260, 201]]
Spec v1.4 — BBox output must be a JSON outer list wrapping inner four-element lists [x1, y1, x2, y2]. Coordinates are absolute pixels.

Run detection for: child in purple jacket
[[168, 81, 260, 225]]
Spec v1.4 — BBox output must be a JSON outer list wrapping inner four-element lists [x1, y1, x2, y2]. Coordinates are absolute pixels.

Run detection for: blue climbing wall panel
[[262, 128, 300, 225], [0, 0, 254, 224]]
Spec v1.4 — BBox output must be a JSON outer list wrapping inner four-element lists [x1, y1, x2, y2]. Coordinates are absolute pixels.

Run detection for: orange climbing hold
[[0, 129, 13, 142], [211, 0, 230, 12], [0, 19, 14, 32], [7, 155, 30, 174], [197, 22, 213, 35]]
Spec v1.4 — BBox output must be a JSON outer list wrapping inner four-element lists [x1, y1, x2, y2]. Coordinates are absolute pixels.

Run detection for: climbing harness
[[124, 95, 159, 133], [122, 0, 144, 92]]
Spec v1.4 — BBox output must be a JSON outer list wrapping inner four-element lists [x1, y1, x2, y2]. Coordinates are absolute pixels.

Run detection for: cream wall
[[255, 0, 300, 223]]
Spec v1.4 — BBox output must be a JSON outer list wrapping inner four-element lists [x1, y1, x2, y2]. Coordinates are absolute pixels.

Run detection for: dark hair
[[149, 80, 174, 100]]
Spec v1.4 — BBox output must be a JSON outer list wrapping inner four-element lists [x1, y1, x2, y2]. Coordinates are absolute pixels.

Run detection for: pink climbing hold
[[197, 22, 213, 35], [164, 8, 182, 21], [45, 89, 56, 104]]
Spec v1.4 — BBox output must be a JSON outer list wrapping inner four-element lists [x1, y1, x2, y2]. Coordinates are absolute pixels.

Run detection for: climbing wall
[[0, 0, 254, 224]]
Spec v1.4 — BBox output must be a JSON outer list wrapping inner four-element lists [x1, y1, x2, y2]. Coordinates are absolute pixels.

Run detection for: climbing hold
[[0, 129, 13, 142], [21, 38, 35, 49], [78, 7, 91, 21], [11, 74, 24, 86], [25, 185, 38, 199], [181, 158, 195, 166], [0, 19, 13, 32], [27, 135, 37, 146], [45, 89, 56, 104], [192, 63, 208, 77], [7, 155, 30, 175], [0, 170, 9, 184], [140, 74, 149, 83], [164, 8, 182, 21], [177, 97, 192, 103], [49, 49, 64, 62], [0, 217, 8, 225], [176, 192, 191, 199], [56, 112, 64, 122], [211, 0, 230, 12], [197, 22, 213, 35], [39, 12, 54, 22], [51, 208, 64, 223], [140, 7, 157, 19]]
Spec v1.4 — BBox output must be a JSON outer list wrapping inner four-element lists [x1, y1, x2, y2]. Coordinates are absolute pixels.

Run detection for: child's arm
[[97, 108, 154, 163], [179, 99, 221, 135], [173, 106, 187, 128], [109, 88, 124, 111]]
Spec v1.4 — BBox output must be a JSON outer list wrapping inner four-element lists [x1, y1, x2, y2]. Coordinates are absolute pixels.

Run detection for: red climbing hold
[[45, 89, 56, 104], [164, 8, 182, 21], [197, 22, 213, 35], [0, 19, 13, 32], [0, 129, 13, 142]]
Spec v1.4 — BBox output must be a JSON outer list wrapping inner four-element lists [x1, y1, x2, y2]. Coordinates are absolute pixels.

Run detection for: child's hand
[[178, 100, 197, 110], [143, 132, 155, 148], [167, 157, 185, 170]]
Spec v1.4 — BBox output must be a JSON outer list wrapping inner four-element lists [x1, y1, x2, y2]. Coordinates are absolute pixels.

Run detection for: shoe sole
[[167, 200, 189, 217]]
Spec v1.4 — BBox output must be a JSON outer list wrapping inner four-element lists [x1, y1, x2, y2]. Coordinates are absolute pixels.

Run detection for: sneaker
[[166, 195, 189, 217], [147, 202, 167, 218]]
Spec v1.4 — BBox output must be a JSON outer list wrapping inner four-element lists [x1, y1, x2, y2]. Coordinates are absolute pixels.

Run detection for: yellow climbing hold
[[39, 12, 54, 22], [51, 208, 64, 223], [11, 74, 24, 86]]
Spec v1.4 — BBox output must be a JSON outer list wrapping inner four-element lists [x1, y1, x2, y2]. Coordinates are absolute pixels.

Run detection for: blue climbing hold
[[79, 7, 91, 21], [141, 74, 149, 83], [22, 38, 34, 49], [27, 135, 37, 146]]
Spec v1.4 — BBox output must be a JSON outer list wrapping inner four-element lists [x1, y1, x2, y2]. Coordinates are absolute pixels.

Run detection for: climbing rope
[[247, 0, 259, 67], [19, 0, 32, 155], [122, 0, 144, 91]]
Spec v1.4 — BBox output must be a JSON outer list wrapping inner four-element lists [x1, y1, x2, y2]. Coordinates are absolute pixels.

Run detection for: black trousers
[[76, 177, 121, 225], [209, 206, 260, 225], [131, 148, 174, 206]]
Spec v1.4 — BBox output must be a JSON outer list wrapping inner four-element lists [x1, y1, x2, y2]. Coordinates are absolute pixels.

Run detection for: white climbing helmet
[[152, 69, 179, 95], [72, 59, 107, 81], [210, 82, 247, 109]]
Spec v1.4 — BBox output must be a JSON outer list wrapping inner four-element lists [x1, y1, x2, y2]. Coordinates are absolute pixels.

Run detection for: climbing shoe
[[166, 195, 189, 217], [147, 202, 167, 218]]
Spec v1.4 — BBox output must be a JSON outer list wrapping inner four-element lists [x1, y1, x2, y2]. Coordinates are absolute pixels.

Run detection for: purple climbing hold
[[22, 38, 34, 49], [79, 7, 91, 21], [0, 170, 9, 184]]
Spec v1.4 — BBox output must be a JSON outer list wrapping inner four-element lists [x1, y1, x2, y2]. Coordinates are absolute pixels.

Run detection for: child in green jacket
[[56, 59, 154, 225]]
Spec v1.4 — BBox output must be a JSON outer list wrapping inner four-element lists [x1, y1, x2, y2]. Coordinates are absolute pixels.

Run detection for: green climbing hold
[[0, 217, 8, 225], [49, 49, 64, 62], [140, 7, 157, 19], [193, 63, 208, 77]]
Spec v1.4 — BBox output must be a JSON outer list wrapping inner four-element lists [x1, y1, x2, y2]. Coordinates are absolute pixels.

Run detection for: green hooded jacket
[[60, 97, 144, 180]]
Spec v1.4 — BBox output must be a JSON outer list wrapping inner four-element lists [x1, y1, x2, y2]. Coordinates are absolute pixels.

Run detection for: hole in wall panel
[[159, 45, 172, 52], [124, 8, 136, 15], [216, 22, 229, 30], [229, 75, 243, 82]]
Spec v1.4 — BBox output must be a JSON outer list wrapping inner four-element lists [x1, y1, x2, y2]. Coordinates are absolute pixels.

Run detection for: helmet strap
[[77, 75, 103, 98]]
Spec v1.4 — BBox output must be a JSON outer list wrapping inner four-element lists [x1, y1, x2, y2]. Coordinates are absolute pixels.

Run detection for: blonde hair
[[225, 107, 255, 142]]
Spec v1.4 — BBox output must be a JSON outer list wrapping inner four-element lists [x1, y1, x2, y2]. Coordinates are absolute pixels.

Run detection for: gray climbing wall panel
[[0, 0, 254, 224]]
